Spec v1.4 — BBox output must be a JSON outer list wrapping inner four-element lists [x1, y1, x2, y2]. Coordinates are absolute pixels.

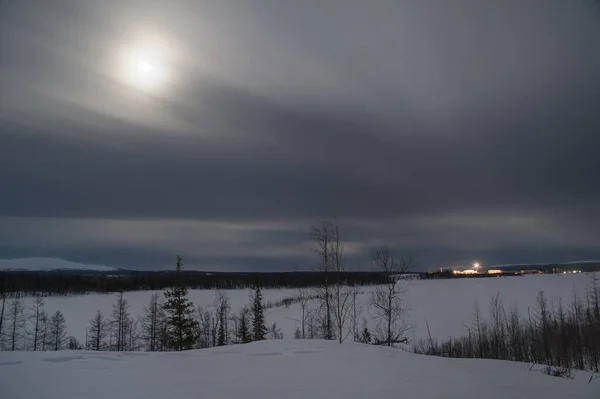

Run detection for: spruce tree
[[252, 283, 267, 341], [163, 256, 198, 351]]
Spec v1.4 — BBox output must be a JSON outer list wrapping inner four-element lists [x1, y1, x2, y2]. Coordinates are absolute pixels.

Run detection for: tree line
[[413, 274, 600, 374], [0, 257, 272, 351], [0, 270, 395, 296]]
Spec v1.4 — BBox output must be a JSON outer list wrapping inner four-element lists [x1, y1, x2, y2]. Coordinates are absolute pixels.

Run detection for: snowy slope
[[0, 258, 116, 271], [0, 340, 596, 399]]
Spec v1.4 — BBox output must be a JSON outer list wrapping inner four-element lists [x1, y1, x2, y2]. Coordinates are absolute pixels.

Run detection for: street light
[[473, 262, 480, 270]]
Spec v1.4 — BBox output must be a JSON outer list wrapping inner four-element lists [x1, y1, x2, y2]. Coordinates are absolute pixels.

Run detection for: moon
[[117, 35, 170, 93]]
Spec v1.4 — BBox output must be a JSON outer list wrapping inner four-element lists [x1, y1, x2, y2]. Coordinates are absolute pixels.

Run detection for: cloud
[[1, 0, 600, 270]]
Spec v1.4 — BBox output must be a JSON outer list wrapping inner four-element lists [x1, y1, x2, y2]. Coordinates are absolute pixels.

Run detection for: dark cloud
[[1, 0, 600, 270]]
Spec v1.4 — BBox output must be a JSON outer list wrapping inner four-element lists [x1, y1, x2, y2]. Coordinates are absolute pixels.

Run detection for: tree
[[163, 256, 198, 351], [294, 327, 302, 339], [297, 288, 311, 339], [535, 290, 552, 365], [88, 311, 109, 351], [111, 292, 130, 351], [140, 293, 163, 351], [329, 220, 352, 343], [311, 220, 335, 340], [472, 299, 484, 358], [197, 306, 214, 348], [214, 290, 231, 346], [0, 277, 6, 349], [489, 293, 507, 359], [349, 286, 363, 342], [28, 296, 45, 351], [48, 310, 67, 351], [125, 317, 140, 351], [67, 336, 82, 350], [38, 311, 49, 351], [268, 322, 283, 339], [7, 295, 26, 351], [237, 306, 252, 344], [370, 247, 411, 346], [252, 283, 268, 341]]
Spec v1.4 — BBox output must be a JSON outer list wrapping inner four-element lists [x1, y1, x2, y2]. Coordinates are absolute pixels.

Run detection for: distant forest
[[2, 260, 599, 296], [0, 270, 395, 296]]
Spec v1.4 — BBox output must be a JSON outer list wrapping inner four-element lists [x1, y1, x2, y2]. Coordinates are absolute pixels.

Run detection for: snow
[[0, 258, 116, 271], [0, 340, 597, 399], [22, 273, 596, 345]]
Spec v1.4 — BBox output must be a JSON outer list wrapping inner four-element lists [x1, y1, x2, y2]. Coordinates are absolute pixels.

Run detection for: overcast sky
[[1, 0, 599, 271]]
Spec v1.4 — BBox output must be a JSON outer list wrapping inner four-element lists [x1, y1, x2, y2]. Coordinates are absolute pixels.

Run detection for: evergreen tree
[[163, 256, 198, 351], [252, 283, 267, 341]]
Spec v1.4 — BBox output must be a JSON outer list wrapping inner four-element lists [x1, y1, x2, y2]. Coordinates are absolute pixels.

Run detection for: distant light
[[473, 262, 480, 269]]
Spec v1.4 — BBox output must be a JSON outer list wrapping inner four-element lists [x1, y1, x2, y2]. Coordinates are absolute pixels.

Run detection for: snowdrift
[[0, 340, 596, 399]]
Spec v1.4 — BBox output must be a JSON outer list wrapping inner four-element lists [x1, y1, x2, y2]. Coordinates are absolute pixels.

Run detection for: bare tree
[[140, 293, 163, 351], [125, 317, 140, 351], [311, 220, 335, 340], [472, 299, 484, 358], [535, 291, 552, 365], [28, 296, 45, 351], [0, 277, 6, 349], [370, 247, 411, 346], [268, 322, 283, 339], [297, 288, 311, 339], [88, 310, 109, 351], [111, 292, 130, 351], [197, 306, 214, 348], [215, 290, 231, 346], [489, 293, 506, 359], [236, 306, 252, 344], [7, 295, 26, 351], [349, 286, 363, 342], [330, 220, 352, 343], [39, 311, 49, 351], [48, 310, 67, 351]]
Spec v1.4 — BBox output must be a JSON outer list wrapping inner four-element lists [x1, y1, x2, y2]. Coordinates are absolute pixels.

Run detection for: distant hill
[[0, 258, 117, 272]]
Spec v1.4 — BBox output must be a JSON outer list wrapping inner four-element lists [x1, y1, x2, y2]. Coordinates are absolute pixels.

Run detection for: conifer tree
[[163, 256, 198, 351], [252, 282, 267, 341]]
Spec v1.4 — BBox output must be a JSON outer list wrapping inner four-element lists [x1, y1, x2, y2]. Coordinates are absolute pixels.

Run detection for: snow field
[[0, 340, 597, 399], [21, 272, 595, 345]]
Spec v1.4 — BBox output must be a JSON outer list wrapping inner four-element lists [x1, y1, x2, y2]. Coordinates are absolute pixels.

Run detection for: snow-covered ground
[[23, 272, 596, 344], [0, 340, 597, 399]]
